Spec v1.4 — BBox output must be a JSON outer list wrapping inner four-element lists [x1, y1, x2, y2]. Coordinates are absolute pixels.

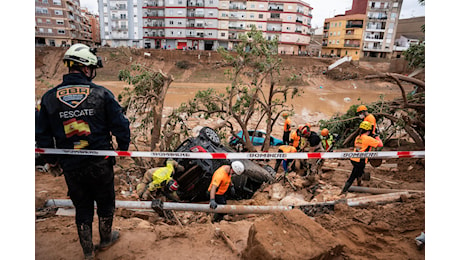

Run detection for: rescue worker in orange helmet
[[356, 105, 377, 136], [282, 112, 292, 145], [208, 161, 244, 222], [340, 121, 383, 195], [320, 128, 338, 152]]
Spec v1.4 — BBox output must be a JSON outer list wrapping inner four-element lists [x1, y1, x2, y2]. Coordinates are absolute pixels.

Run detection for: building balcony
[[344, 43, 360, 48], [187, 1, 204, 7], [143, 1, 165, 7], [229, 5, 246, 10], [111, 27, 128, 31], [366, 26, 386, 32], [268, 6, 284, 12], [368, 16, 388, 20], [344, 34, 362, 39], [267, 17, 282, 22], [322, 43, 328, 46], [363, 46, 382, 50], [346, 23, 363, 28]]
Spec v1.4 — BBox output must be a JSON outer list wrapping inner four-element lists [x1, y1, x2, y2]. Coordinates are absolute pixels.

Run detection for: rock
[[279, 193, 308, 206], [269, 183, 286, 201], [242, 209, 343, 259]]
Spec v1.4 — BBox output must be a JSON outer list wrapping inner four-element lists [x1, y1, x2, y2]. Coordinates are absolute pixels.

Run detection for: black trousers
[[346, 160, 366, 185], [283, 131, 290, 145], [64, 158, 115, 225]]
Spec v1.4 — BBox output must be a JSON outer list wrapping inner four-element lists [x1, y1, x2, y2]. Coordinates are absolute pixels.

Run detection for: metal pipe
[[45, 192, 409, 214], [345, 191, 409, 207], [348, 186, 425, 194], [44, 199, 294, 214]]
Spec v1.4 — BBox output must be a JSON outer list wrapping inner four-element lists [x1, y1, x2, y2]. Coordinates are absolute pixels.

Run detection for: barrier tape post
[[35, 148, 425, 160]]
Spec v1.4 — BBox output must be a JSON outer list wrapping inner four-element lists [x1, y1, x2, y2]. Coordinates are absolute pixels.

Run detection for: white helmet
[[231, 161, 244, 175], [63, 43, 102, 68]]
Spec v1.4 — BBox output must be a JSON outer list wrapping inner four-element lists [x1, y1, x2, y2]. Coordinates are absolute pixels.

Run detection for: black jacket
[[36, 72, 130, 171]]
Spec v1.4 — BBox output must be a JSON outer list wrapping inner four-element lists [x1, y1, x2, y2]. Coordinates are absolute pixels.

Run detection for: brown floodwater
[[101, 79, 408, 119]]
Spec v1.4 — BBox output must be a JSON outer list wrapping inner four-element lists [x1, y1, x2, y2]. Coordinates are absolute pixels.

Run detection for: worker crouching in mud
[[340, 121, 383, 195], [136, 159, 184, 202], [208, 161, 245, 223]]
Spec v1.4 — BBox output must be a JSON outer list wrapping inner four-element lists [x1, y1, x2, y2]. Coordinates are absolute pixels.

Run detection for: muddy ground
[[34, 47, 426, 259]]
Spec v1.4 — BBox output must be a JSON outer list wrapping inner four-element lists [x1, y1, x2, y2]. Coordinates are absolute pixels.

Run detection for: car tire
[[240, 160, 275, 183], [262, 165, 277, 178], [199, 127, 221, 145]]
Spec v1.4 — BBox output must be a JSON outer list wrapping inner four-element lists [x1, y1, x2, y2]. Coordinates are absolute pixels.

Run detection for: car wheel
[[199, 127, 220, 145], [262, 165, 276, 178]]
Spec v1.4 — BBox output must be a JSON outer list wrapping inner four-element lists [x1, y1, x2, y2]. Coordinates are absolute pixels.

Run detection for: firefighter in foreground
[[340, 121, 383, 195], [36, 44, 131, 259], [208, 161, 245, 222], [135, 159, 184, 201]]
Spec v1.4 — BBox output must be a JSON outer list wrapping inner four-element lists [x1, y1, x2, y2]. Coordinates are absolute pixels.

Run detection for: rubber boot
[[357, 177, 362, 186], [340, 181, 353, 195], [77, 223, 95, 260], [97, 216, 120, 251]]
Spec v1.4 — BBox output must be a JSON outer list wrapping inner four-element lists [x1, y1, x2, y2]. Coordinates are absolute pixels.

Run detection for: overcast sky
[[79, 0, 425, 29]]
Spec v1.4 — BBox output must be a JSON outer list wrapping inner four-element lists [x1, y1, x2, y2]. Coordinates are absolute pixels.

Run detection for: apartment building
[[322, 14, 366, 60], [35, 0, 93, 46], [99, 0, 312, 53], [361, 0, 403, 59], [98, 0, 144, 47], [82, 8, 102, 45], [321, 0, 403, 60]]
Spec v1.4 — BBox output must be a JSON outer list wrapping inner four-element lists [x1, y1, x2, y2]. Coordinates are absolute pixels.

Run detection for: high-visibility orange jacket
[[364, 114, 377, 135], [208, 165, 232, 195], [350, 134, 382, 163], [289, 130, 301, 149], [279, 145, 297, 153], [283, 118, 291, 132]]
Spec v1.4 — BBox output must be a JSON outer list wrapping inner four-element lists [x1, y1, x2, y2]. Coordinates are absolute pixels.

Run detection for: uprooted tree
[[320, 73, 425, 148], [168, 26, 300, 152], [118, 64, 174, 167]]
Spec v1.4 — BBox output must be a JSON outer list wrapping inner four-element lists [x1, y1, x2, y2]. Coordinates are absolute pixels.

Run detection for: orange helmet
[[356, 105, 367, 113], [282, 112, 289, 118], [321, 128, 329, 137]]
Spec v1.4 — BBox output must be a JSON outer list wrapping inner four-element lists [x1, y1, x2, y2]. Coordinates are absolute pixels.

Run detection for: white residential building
[[98, 0, 313, 53]]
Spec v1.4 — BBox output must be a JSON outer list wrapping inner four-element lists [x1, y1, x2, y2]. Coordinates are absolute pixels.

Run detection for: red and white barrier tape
[[35, 148, 425, 160]]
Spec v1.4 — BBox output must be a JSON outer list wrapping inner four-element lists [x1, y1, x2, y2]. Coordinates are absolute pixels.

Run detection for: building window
[[170, 21, 174, 25], [57, 19, 64, 25], [53, 0, 61, 4], [39, 28, 44, 33], [48, 28, 53, 33], [37, 18, 43, 23], [58, 29, 65, 34], [336, 40, 339, 44], [393, 2, 399, 8], [54, 10, 63, 15], [259, 14, 263, 19], [36, 7, 48, 14], [250, 14, 254, 18], [221, 32, 225, 36]]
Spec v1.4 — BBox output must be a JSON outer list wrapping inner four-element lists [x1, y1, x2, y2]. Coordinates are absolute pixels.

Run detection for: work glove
[[209, 199, 218, 209]]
